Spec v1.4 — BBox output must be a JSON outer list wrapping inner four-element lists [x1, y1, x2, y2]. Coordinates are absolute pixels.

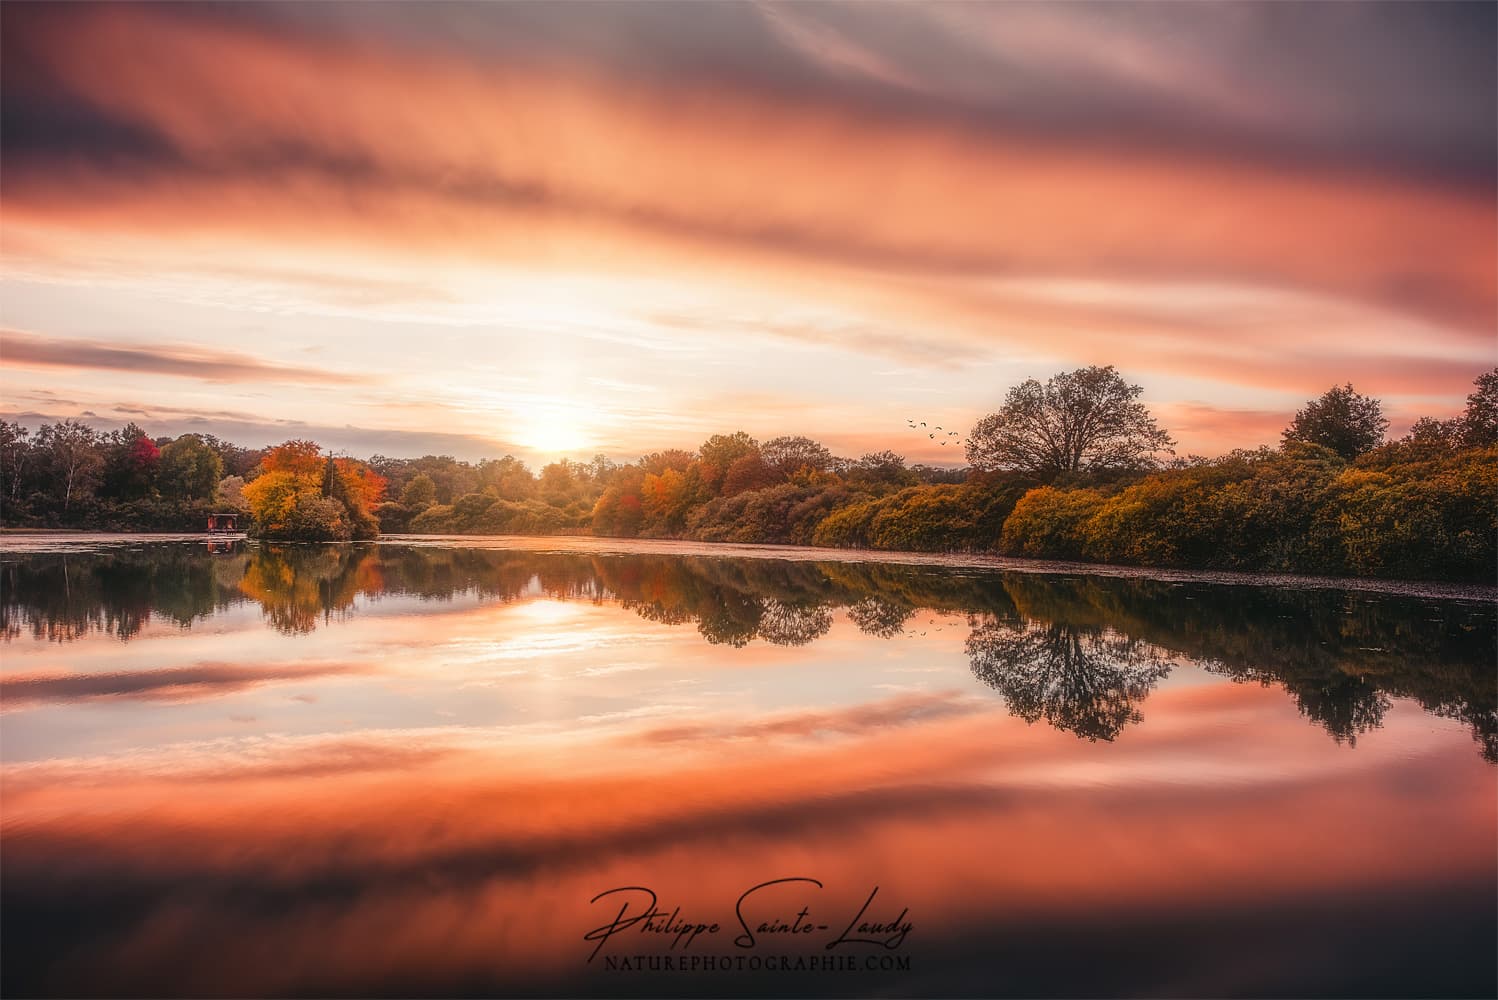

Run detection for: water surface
[[2, 536, 1494, 997]]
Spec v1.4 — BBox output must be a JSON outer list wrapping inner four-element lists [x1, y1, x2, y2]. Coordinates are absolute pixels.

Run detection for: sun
[[516, 415, 590, 457]]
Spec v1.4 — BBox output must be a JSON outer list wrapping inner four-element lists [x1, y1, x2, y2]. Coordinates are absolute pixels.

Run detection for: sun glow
[[514, 413, 591, 458]]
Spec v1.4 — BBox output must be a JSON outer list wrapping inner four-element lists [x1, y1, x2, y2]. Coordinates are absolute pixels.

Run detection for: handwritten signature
[[584, 878, 912, 961]]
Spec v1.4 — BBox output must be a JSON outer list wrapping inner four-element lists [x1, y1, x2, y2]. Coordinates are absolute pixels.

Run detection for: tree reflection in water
[[757, 599, 834, 646], [966, 618, 1172, 741], [1285, 672, 1390, 746], [846, 595, 913, 639], [2, 540, 1492, 759]]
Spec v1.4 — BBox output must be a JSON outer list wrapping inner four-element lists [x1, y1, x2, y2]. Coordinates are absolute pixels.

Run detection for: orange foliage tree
[[242, 441, 384, 541], [333, 458, 387, 517], [261, 439, 324, 476]]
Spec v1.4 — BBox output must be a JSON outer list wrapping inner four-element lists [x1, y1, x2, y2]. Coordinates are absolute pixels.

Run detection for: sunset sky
[[2, 1, 1494, 466]]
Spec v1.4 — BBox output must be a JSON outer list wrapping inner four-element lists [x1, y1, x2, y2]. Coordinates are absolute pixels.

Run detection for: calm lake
[[2, 535, 1494, 998]]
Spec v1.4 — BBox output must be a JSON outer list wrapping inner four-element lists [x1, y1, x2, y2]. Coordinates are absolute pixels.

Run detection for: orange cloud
[[5, 3, 1492, 336], [2, 4, 1492, 460]]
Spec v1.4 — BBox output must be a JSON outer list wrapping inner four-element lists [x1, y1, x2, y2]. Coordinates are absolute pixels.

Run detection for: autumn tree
[[476, 455, 534, 500], [1282, 383, 1387, 459], [966, 366, 1174, 482], [261, 439, 325, 476], [159, 435, 223, 500], [327, 455, 381, 539], [243, 440, 359, 541], [761, 435, 834, 480], [698, 432, 759, 494], [641, 467, 701, 533], [585, 453, 618, 485], [243, 465, 321, 537], [100, 424, 160, 500], [640, 449, 695, 476], [400, 473, 437, 510], [333, 457, 387, 516], [847, 450, 912, 487], [538, 460, 581, 505], [722, 452, 777, 496], [592, 465, 646, 536]]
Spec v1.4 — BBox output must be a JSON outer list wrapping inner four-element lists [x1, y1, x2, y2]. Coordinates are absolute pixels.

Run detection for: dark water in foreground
[[1, 536, 1494, 998]]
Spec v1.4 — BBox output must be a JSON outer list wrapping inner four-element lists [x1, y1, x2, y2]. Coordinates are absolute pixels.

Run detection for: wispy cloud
[[1, 329, 367, 385], [2, 3, 1490, 333]]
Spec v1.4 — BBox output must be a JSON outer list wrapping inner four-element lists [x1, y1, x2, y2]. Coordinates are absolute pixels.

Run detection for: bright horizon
[[2, 2, 1494, 468]]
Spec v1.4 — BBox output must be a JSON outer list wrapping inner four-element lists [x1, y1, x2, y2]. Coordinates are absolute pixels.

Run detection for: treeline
[[1002, 440, 1495, 580], [983, 370, 1498, 581], [382, 438, 981, 545], [373, 369, 1498, 582], [0, 422, 257, 531], [3, 368, 1494, 581]]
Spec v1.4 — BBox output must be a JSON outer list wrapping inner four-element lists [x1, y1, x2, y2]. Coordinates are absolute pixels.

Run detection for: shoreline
[[2, 529, 1493, 603]]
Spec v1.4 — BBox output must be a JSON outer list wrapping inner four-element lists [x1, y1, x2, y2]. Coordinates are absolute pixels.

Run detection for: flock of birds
[[906, 419, 964, 448], [905, 617, 951, 638]]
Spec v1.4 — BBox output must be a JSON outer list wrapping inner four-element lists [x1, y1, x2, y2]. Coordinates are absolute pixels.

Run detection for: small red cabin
[[206, 513, 240, 533]]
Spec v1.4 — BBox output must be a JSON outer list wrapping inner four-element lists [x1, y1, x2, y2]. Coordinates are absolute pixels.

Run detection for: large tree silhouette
[[966, 618, 1172, 741], [965, 366, 1173, 482]]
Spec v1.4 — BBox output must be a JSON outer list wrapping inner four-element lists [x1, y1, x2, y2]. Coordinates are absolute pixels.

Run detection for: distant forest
[[3, 366, 1495, 582]]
